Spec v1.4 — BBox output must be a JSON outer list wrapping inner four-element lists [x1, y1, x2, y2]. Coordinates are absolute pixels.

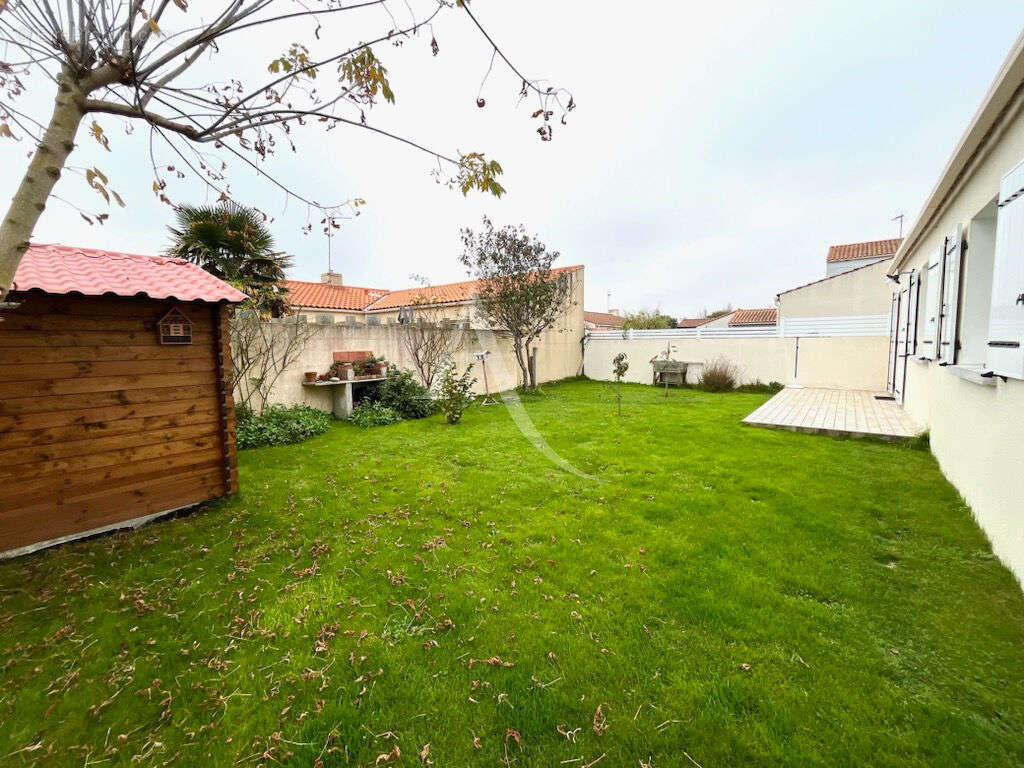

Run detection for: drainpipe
[[790, 336, 803, 388]]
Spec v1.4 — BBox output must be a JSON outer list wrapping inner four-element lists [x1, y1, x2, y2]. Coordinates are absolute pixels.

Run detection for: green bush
[[236, 404, 332, 449], [374, 369, 436, 419], [736, 380, 785, 394], [435, 361, 477, 424], [349, 401, 401, 427]]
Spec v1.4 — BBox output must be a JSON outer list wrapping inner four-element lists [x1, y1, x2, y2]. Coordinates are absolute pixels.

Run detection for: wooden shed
[[0, 244, 247, 556]]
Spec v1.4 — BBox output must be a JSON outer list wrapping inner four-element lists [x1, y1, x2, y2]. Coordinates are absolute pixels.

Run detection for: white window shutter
[[907, 269, 920, 355], [987, 159, 1024, 378], [921, 245, 944, 360], [938, 224, 963, 364]]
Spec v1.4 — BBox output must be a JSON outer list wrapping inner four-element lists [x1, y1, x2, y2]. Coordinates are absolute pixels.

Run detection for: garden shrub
[[736, 380, 785, 394], [237, 404, 332, 448], [349, 401, 402, 427], [374, 369, 436, 419], [698, 357, 740, 392], [435, 361, 477, 424]]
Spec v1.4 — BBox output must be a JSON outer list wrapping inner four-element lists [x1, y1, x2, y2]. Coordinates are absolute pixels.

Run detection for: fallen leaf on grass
[[375, 745, 400, 765], [593, 702, 609, 735]]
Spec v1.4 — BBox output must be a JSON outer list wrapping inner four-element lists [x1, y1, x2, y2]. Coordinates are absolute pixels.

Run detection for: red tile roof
[[11, 243, 247, 303], [584, 311, 625, 327], [365, 265, 582, 311], [826, 238, 903, 263], [729, 308, 777, 326], [676, 317, 714, 328], [366, 278, 481, 311], [283, 280, 390, 310]]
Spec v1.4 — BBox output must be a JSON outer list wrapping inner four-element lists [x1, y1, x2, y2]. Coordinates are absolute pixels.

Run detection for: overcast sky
[[5, 1, 1024, 318]]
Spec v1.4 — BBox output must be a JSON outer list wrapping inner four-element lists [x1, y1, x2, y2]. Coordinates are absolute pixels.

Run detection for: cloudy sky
[[4, 1, 1024, 318]]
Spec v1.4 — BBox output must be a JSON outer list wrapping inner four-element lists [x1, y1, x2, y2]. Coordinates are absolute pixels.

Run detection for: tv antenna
[[607, 290, 612, 313], [892, 212, 905, 238], [474, 350, 497, 405]]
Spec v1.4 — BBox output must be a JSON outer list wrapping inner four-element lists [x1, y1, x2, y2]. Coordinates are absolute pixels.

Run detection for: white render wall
[[583, 331, 889, 390], [894, 104, 1024, 584]]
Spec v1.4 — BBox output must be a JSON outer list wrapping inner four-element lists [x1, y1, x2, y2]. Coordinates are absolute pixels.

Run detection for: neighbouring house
[[882, 29, 1024, 582], [584, 310, 625, 330], [776, 256, 896, 390], [263, 266, 586, 410], [728, 308, 778, 327], [676, 317, 714, 329], [826, 237, 903, 276], [0, 244, 247, 557]]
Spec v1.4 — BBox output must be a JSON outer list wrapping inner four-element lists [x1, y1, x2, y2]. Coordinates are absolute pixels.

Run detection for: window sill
[[942, 364, 997, 386]]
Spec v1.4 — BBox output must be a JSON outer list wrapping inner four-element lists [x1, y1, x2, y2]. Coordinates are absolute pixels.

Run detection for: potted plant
[[304, 371, 318, 383], [373, 360, 389, 377]]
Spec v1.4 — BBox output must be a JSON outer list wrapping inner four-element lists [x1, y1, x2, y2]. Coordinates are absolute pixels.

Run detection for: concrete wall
[[584, 333, 888, 390], [895, 104, 1024, 583], [584, 335, 791, 386], [245, 275, 585, 411], [780, 258, 894, 317]]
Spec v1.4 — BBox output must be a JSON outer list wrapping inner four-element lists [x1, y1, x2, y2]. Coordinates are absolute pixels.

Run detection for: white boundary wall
[[583, 315, 890, 390]]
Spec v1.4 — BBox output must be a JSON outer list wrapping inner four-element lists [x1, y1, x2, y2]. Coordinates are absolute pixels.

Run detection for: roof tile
[[283, 280, 389, 311], [11, 243, 247, 303], [826, 238, 903, 263], [729, 308, 777, 326]]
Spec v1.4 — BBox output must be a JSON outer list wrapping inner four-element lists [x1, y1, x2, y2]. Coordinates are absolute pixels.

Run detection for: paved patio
[[743, 387, 923, 440]]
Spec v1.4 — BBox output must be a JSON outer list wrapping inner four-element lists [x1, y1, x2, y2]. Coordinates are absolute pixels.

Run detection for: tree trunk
[[0, 72, 86, 300], [512, 336, 529, 389]]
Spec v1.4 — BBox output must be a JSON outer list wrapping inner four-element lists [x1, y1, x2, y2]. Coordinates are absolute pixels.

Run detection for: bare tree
[[459, 216, 574, 389], [0, 1, 574, 299], [231, 310, 321, 413], [398, 297, 463, 388]]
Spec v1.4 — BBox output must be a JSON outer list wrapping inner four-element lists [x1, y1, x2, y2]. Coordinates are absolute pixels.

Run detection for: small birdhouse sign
[[158, 308, 193, 345]]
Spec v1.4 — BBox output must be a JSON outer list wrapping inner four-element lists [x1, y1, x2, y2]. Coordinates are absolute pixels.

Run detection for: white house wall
[[896, 99, 1024, 583]]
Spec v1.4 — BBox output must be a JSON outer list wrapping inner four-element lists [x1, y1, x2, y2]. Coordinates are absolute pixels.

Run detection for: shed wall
[[0, 293, 237, 553]]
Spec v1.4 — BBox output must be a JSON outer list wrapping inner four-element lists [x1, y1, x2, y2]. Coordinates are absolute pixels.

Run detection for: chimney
[[320, 271, 343, 286]]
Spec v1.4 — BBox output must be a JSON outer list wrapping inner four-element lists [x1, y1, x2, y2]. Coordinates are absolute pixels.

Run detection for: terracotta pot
[[374, 363, 388, 376], [304, 371, 318, 383], [338, 363, 354, 380]]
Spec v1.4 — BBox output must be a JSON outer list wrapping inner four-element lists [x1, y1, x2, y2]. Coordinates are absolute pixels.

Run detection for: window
[[987, 158, 1024, 379], [959, 200, 997, 365]]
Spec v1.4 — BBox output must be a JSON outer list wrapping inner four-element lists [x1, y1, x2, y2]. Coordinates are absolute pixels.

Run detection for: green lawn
[[2, 379, 1024, 767]]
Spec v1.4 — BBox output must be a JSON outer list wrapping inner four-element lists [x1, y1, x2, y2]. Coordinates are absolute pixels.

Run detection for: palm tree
[[167, 203, 292, 316]]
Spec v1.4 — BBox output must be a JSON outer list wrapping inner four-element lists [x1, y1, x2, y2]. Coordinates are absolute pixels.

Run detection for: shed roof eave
[[891, 29, 1024, 273]]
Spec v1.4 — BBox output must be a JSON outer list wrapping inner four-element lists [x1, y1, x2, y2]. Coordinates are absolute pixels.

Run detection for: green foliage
[[698, 356, 739, 392], [166, 202, 292, 316], [373, 368, 436, 419], [349, 401, 401, 427], [236, 403, 331, 448], [3, 381, 1023, 767], [736, 380, 785, 394], [434, 361, 476, 424], [455, 152, 505, 197], [621, 309, 677, 329], [459, 216, 571, 388], [612, 352, 629, 381], [268, 43, 317, 78], [337, 48, 394, 104]]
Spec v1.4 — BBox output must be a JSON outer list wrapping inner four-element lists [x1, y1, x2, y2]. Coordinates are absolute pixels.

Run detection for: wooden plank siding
[[0, 293, 238, 553]]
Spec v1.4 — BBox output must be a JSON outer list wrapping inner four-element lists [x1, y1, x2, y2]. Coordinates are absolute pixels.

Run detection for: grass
[[2, 378, 1023, 767]]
